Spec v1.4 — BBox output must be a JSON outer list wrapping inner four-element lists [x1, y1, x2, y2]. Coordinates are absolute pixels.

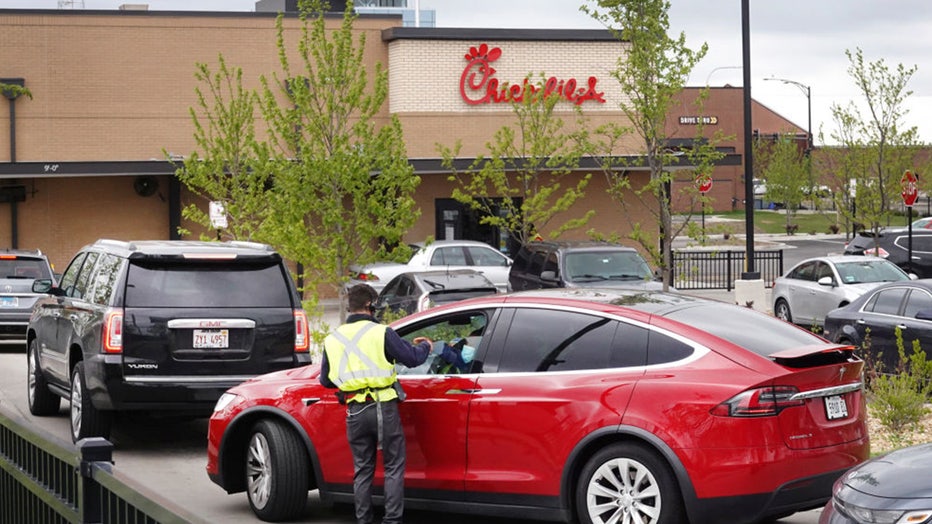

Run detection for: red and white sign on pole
[[696, 174, 713, 194], [902, 170, 919, 207]]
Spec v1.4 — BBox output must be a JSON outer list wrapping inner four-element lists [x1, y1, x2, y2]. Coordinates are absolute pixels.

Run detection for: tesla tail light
[[711, 386, 804, 417], [294, 309, 309, 353], [103, 309, 124, 354]]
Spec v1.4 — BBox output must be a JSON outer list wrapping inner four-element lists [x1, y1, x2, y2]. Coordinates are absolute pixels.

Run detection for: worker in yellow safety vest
[[320, 284, 431, 524]]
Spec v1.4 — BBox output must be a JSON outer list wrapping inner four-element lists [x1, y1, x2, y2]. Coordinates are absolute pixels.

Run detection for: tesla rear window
[[124, 261, 292, 308], [664, 303, 824, 357]]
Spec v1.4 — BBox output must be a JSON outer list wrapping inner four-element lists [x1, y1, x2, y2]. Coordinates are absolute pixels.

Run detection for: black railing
[[0, 409, 201, 524], [672, 249, 783, 291]]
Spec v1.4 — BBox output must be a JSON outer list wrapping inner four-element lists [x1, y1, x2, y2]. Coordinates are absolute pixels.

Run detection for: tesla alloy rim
[[586, 457, 661, 524], [247, 432, 272, 510], [70, 372, 82, 437]]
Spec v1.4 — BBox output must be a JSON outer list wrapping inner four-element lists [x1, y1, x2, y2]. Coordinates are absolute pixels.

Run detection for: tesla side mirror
[[540, 270, 558, 282], [817, 276, 835, 287], [910, 273, 919, 280]]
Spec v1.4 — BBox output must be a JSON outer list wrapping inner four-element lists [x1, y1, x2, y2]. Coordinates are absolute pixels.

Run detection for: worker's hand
[[413, 336, 432, 347]]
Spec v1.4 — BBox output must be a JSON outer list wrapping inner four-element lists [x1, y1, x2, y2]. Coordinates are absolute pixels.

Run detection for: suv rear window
[[0, 256, 53, 280], [125, 261, 293, 308]]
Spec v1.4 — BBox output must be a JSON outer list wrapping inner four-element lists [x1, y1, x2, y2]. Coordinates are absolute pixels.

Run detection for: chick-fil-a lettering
[[458, 43, 605, 106]]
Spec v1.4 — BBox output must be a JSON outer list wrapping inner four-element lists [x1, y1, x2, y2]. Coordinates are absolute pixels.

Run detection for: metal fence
[[0, 409, 200, 524], [672, 249, 784, 291]]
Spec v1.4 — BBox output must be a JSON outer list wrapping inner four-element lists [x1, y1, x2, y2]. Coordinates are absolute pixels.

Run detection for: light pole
[[764, 77, 812, 158], [705, 66, 741, 86]]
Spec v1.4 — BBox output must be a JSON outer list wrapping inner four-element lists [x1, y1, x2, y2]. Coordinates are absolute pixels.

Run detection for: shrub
[[867, 330, 931, 447]]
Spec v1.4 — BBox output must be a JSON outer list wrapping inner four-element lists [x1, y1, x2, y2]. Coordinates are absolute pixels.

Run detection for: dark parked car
[[844, 227, 932, 277], [820, 442, 932, 524], [27, 239, 311, 443], [0, 249, 55, 348], [508, 241, 663, 292], [374, 269, 498, 319], [823, 279, 932, 372], [208, 288, 868, 524]]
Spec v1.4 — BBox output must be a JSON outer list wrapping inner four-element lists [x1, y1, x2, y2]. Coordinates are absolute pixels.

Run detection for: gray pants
[[346, 399, 405, 524]]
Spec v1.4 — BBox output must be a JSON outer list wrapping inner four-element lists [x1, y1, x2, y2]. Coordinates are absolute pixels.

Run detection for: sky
[[4, 0, 932, 146]]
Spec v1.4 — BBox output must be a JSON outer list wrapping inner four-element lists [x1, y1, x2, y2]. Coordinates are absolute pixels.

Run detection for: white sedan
[[771, 255, 914, 327], [346, 240, 512, 293]]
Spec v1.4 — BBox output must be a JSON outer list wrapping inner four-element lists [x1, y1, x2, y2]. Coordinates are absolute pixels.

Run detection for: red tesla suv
[[207, 288, 869, 524]]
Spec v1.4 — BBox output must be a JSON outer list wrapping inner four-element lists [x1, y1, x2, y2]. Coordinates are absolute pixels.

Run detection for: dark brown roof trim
[[382, 27, 617, 43], [0, 152, 740, 180]]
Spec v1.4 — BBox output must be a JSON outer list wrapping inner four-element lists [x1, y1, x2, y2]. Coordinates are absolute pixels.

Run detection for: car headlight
[[834, 496, 932, 524], [213, 392, 241, 413]]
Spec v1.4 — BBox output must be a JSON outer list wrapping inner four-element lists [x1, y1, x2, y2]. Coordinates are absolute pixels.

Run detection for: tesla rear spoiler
[[769, 344, 858, 368]]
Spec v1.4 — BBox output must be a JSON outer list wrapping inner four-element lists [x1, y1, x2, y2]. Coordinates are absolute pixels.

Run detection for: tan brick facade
[[0, 8, 799, 273]]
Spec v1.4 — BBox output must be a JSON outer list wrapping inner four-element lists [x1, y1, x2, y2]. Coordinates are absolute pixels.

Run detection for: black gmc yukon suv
[[26, 239, 310, 442]]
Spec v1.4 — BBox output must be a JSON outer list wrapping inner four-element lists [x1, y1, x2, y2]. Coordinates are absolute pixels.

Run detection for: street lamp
[[764, 77, 812, 156], [705, 66, 741, 86]]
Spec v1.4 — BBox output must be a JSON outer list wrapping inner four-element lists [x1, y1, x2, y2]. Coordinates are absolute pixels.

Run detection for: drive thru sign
[[902, 170, 919, 207]]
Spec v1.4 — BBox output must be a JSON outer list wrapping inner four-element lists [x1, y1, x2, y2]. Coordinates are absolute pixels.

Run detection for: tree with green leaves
[[437, 76, 593, 251], [258, 0, 420, 323], [176, 0, 421, 324], [754, 134, 809, 230], [827, 48, 923, 238], [582, 0, 715, 291], [175, 56, 271, 242]]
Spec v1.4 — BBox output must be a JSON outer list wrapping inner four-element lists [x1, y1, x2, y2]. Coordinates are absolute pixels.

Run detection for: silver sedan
[[771, 255, 913, 327]]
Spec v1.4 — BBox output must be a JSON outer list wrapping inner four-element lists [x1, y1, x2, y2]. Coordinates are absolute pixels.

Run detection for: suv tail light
[[294, 309, 309, 353], [417, 294, 431, 312], [864, 247, 890, 258], [103, 308, 124, 354], [349, 271, 379, 283], [711, 386, 803, 417]]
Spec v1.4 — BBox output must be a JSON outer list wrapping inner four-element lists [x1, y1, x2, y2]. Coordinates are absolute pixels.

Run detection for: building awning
[[0, 152, 741, 180]]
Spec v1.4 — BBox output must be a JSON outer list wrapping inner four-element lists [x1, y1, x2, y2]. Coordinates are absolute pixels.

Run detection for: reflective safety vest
[[323, 320, 398, 403]]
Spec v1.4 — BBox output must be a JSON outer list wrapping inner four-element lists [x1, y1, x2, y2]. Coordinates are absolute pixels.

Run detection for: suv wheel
[[576, 442, 684, 524], [27, 340, 61, 416], [246, 420, 309, 521], [70, 361, 112, 442]]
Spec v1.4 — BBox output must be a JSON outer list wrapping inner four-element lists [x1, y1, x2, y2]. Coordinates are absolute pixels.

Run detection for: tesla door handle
[[897, 324, 908, 330], [446, 388, 501, 395], [856, 319, 867, 325], [302, 398, 321, 406]]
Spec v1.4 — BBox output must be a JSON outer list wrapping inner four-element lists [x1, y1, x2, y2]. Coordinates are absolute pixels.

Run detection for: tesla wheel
[[774, 299, 792, 323], [246, 419, 309, 521], [576, 442, 684, 524], [70, 361, 112, 443], [27, 339, 61, 416]]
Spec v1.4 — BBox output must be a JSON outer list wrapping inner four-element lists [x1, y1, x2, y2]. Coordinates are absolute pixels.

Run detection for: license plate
[[824, 395, 849, 420], [0, 297, 18, 308], [193, 329, 229, 349]]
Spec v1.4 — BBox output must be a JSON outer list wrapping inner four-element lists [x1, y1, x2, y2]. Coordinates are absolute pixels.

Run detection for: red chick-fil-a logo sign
[[459, 43, 606, 106]]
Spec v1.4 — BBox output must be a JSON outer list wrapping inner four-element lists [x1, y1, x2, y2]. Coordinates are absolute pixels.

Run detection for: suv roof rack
[[94, 239, 138, 251], [226, 240, 274, 252]]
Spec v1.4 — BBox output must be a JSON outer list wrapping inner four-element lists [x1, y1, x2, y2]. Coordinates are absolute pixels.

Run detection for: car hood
[[843, 443, 932, 499], [236, 363, 320, 390], [566, 279, 666, 291], [842, 281, 892, 298]]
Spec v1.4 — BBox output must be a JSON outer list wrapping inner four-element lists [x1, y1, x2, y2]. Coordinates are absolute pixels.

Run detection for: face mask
[[460, 344, 476, 364]]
